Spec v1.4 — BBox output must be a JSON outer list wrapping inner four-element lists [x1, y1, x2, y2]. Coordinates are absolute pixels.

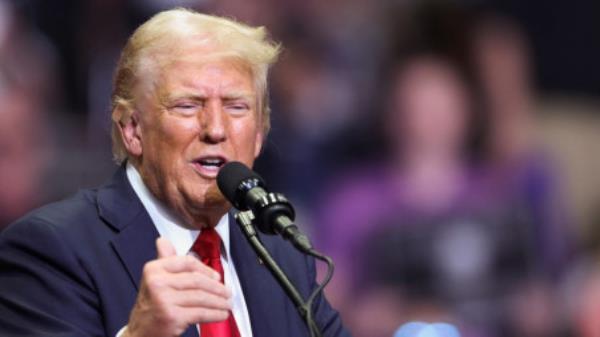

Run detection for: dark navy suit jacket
[[0, 167, 351, 337]]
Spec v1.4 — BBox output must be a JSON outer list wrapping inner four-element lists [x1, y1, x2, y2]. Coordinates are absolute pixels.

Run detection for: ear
[[253, 129, 264, 159], [114, 104, 143, 157]]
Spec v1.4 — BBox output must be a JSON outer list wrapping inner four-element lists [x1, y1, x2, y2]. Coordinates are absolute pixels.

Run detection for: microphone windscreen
[[217, 161, 263, 204]]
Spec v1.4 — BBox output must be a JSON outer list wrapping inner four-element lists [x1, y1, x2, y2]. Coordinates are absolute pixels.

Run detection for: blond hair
[[110, 8, 281, 163]]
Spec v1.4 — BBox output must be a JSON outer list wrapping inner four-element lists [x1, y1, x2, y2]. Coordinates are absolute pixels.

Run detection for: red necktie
[[192, 228, 241, 337]]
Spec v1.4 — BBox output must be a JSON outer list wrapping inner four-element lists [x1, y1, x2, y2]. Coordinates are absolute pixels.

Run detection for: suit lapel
[[109, 211, 158, 289], [97, 166, 158, 289], [97, 166, 199, 337]]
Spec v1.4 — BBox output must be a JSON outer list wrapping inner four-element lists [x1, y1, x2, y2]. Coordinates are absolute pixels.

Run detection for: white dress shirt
[[117, 163, 253, 337]]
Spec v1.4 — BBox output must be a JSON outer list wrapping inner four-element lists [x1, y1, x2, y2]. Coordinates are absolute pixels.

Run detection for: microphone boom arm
[[234, 210, 322, 335]]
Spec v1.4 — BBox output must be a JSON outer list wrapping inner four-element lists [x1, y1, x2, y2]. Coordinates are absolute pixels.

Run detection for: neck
[[178, 203, 229, 230], [129, 160, 229, 230]]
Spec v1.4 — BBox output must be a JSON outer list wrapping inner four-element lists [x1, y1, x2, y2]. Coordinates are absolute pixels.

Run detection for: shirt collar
[[126, 162, 231, 259]]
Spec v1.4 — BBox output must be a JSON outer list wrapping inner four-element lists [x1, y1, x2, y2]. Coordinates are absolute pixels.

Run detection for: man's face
[[125, 49, 263, 228]]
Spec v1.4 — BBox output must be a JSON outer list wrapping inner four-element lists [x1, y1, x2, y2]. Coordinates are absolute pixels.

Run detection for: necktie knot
[[193, 227, 221, 261]]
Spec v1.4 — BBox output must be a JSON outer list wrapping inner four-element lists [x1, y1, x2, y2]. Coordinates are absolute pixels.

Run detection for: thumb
[[156, 237, 177, 259]]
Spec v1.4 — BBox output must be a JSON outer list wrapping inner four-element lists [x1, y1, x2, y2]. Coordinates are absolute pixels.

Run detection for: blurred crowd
[[1, 0, 600, 337]]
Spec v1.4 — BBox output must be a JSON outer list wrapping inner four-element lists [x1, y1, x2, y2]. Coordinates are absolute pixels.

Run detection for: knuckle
[[192, 272, 207, 286], [216, 309, 229, 321], [163, 306, 178, 323], [184, 256, 198, 268], [157, 304, 178, 326], [196, 291, 208, 304], [142, 260, 162, 276], [198, 308, 228, 322], [142, 263, 154, 276], [146, 274, 165, 290], [197, 308, 213, 322], [216, 284, 228, 296]]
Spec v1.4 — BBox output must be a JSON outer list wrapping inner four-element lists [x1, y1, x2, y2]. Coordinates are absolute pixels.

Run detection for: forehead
[[137, 41, 256, 100]]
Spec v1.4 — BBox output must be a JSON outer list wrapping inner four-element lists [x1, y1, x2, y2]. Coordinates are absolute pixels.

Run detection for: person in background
[[0, 88, 52, 228], [316, 53, 493, 337], [471, 16, 575, 337], [471, 15, 573, 278], [0, 1, 58, 229], [316, 40, 573, 336]]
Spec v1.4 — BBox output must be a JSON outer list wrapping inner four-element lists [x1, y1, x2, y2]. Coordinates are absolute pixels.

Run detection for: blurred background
[[1, 0, 599, 336]]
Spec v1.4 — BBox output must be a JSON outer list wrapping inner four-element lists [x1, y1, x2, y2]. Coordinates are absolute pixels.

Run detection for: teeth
[[199, 158, 224, 167]]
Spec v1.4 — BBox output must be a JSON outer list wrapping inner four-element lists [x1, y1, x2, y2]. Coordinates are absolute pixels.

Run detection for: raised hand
[[124, 237, 231, 337]]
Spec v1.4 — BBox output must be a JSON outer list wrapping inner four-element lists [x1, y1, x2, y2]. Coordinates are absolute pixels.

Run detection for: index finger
[[158, 255, 221, 280]]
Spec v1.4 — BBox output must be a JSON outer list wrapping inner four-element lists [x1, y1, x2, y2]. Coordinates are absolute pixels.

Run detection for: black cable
[[303, 249, 334, 337], [234, 210, 336, 337], [234, 211, 307, 309]]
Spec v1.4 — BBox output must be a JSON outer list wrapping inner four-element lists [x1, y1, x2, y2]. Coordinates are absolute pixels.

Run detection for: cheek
[[162, 120, 197, 148], [143, 116, 198, 165], [231, 119, 261, 162]]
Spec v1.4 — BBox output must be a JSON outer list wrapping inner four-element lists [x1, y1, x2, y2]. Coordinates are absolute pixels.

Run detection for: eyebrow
[[165, 91, 255, 102], [222, 92, 255, 101]]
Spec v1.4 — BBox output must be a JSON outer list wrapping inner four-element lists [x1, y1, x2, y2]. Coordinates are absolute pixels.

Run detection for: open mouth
[[198, 157, 225, 168], [192, 156, 227, 176]]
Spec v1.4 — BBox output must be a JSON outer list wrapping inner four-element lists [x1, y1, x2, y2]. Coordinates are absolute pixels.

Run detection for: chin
[[190, 183, 228, 209], [204, 191, 228, 208]]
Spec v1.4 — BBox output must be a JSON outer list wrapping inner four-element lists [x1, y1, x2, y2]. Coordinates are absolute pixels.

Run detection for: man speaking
[[0, 8, 350, 337]]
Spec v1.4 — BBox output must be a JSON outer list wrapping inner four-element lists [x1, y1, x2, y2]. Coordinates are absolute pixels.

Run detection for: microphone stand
[[234, 211, 321, 337]]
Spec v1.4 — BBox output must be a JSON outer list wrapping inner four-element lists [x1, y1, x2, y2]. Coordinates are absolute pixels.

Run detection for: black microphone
[[217, 161, 313, 252]]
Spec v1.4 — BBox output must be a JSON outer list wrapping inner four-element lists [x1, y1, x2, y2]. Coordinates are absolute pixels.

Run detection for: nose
[[199, 100, 227, 144]]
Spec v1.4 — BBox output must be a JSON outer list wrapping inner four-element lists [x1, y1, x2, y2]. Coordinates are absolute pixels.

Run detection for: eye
[[232, 104, 248, 110], [170, 102, 200, 116], [226, 101, 250, 115], [176, 103, 196, 109]]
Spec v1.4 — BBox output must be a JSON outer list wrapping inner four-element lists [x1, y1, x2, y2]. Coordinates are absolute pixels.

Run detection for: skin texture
[[117, 45, 264, 337]]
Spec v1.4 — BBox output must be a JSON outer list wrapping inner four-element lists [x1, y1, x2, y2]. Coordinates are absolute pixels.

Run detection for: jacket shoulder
[[2, 188, 101, 236]]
